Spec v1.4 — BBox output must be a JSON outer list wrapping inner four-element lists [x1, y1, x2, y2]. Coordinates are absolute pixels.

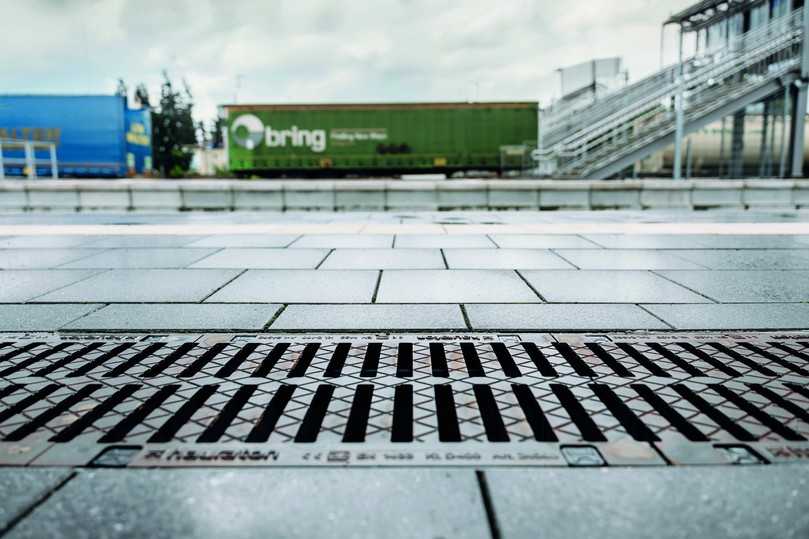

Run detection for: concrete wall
[[2, 178, 808, 212]]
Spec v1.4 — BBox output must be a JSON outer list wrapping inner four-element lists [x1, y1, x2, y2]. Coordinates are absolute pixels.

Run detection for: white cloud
[[0, 0, 695, 122]]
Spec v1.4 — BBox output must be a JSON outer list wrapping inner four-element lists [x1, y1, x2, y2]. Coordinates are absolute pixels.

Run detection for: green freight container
[[222, 102, 538, 177]]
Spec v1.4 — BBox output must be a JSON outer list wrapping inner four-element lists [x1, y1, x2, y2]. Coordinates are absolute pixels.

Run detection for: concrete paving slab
[[291, 234, 393, 248], [61, 248, 216, 269], [35, 269, 240, 303], [0, 270, 99, 302], [583, 234, 709, 249], [320, 249, 445, 269], [671, 249, 809, 269], [271, 304, 467, 330], [186, 234, 299, 248], [521, 270, 711, 303], [0, 468, 73, 532], [0, 236, 99, 248], [394, 234, 496, 248], [554, 249, 705, 270], [466, 303, 670, 330], [86, 236, 204, 248], [207, 270, 378, 303], [0, 304, 103, 331], [63, 303, 283, 330], [692, 234, 809, 249], [658, 270, 809, 302], [0, 249, 102, 269], [376, 270, 539, 303], [643, 302, 809, 329], [190, 248, 329, 269], [490, 234, 601, 248], [5, 469, 488, 539], [444, 249, 574, 269], [485, 467, 809, 539]]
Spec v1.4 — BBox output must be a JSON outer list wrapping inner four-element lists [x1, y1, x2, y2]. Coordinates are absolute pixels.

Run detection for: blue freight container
[[0, 94, 152, 177]]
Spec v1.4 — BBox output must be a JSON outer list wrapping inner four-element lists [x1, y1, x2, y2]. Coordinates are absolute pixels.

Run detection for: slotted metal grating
[[1, 335, 808, 468]]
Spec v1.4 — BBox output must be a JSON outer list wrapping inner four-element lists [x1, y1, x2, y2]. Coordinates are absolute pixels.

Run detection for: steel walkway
[[537, 9, 807, 179]]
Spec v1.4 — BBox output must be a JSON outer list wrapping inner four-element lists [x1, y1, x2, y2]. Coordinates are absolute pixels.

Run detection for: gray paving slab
[[466, 303, 669, 330], [444, 249, 574, 269], [691, 234, 809, 249], [61, 248, 217, 269], [553, 249, 705, 269], [0, 236, 99, 248], [658, 270, 809, 302], [0, 468, 73, 532], [320, 249, 445, 269], [0, 270, 100, 302], [394, 234, 495, 248], [485, 466, 809, 539], [190, 248, 330, 269], [291, 234, 393, 248], [271, 304, 467, 330], [490, 234, 601, 248], [86, 235, 204, 248], [671, 249, 809, 269], [583, 234, 709, 249], [207, 270, 378, 303], [63, 304, 282, 330], [643, 302, 809, 329], [0, 249, 102, 269], [521, 270, 711, 303], [0, 304, 104, 331], [5, 469, 488, 539], [35, 269, 240, 303], [187, 234, 299, 248], [376, 270, 539, 303]]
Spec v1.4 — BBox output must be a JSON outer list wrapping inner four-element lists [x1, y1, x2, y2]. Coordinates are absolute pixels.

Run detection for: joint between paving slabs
[[514, 270, 547, 302], [0, 469, 78, 536], [262, 304, 288, 330], [199, 269, 249, 303]]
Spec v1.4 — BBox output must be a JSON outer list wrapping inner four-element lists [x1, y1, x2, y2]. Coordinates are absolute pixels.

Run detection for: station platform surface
[[1, 208, 809, 538], [0, 209, 809, 333]]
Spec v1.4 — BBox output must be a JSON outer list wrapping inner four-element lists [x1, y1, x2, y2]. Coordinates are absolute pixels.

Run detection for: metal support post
[[719, 117, 727, 177], [49, 143, 58, 179], [0, 142, 4, 180], [789, 84, 807, 177], [673, 28, 685, 180], [759, 99, 771, 177], [24, 142, 36, 179], [731, 110, 746, 178], [685, 137, 693, 179], [790, 4, 809, 177], [780, 86, 790, 177]]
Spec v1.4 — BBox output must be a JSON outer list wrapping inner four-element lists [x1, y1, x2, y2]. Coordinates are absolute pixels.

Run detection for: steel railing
[[0, 139, 59, 179]]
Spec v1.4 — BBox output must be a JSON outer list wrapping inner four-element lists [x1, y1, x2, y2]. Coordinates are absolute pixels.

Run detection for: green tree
[[152, 72, 197, 178]]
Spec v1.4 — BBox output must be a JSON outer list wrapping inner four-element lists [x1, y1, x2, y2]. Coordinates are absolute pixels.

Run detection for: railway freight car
[[0, 94, 152, 178], [222, 102, 538, 177]]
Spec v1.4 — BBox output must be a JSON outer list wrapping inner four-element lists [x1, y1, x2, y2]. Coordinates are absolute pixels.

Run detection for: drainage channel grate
[[0, 335, 808, 468]]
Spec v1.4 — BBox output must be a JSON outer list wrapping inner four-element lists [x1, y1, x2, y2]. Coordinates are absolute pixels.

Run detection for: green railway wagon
[[223, 102, 538, 177]]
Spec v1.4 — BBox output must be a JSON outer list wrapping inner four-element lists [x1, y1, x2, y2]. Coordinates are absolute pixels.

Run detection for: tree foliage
[[134, 84, 151, 108], [151, 72, 197, 178]]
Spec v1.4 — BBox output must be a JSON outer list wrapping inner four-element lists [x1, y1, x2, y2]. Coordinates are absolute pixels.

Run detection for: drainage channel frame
[[0, 332, 808, 468]]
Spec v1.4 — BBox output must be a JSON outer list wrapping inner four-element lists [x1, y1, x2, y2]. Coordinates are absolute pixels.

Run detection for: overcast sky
[[2, 0, 696, 122]]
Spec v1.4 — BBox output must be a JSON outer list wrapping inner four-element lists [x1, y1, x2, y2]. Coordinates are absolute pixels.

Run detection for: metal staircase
[[537, 8, 806, 179]]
